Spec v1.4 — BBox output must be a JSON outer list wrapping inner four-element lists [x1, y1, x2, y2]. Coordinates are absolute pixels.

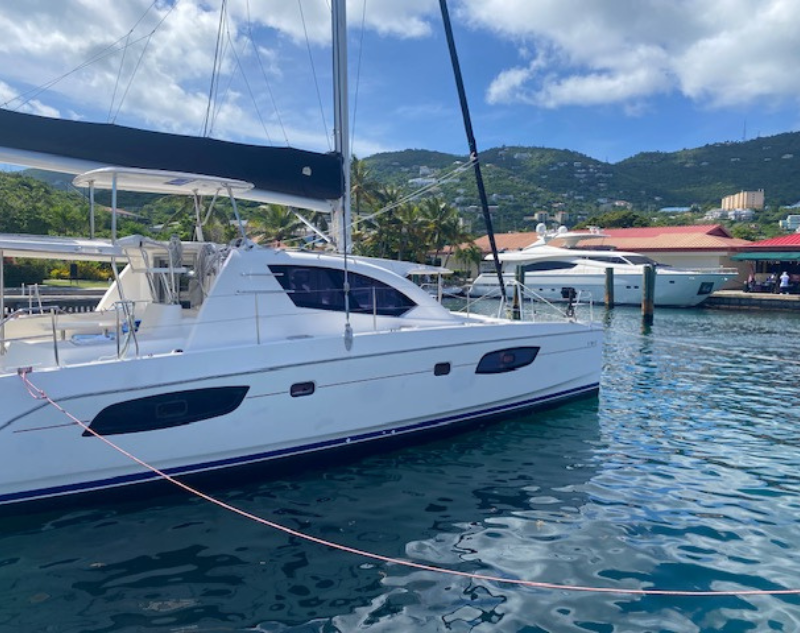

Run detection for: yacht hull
[[0, 321, 601, 507], [470, 270, 732, 307]]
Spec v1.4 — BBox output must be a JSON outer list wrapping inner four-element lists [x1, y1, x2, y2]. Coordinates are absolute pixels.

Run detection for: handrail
[[459, 280, 592, 323]]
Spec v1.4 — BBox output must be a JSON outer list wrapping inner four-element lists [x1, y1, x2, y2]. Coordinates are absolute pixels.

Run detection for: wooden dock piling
[[605, 267, 614, 308], [642, 264, 655, 324]]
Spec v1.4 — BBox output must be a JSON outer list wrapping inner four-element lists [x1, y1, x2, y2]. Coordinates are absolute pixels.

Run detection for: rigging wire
[[300, 158, 476, 250], [3, 32, 149, 111], [106, 0, 159, 121], [109, 32, 156, 124], [353, 159, 476, 228], [107, 32, 131, 122], [3, 0, 176, 115], [245, 0, 290, 146], [213, 15, 273, 144], [17, 369, 800, 598], [349, 0, 368, 152], [203, 0, 229, 137], [317, 162, 476, 249], [298, 0, 332, 151]]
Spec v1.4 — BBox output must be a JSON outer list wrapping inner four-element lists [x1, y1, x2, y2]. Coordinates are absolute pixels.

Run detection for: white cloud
[[487, 66, 536, 105], [0, 80, 60, 117], [460, 0, 800, 112], [0, 0, 441, 154]]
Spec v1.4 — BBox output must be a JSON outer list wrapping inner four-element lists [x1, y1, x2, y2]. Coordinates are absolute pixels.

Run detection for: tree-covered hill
[[615, 132, 800, 206], [364, 130, 800, 212], [8, 128, 800, 239]]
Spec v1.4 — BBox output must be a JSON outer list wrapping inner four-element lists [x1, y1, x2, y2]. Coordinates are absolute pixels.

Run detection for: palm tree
[[350, 156, 379, 219], [247, 204, 304, 245]]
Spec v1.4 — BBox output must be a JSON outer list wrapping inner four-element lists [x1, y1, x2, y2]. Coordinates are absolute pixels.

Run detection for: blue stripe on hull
[[0, 382, 599, 506]]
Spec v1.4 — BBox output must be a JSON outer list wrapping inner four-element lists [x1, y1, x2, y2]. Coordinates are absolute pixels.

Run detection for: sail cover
[[0, 109, 343, 209]]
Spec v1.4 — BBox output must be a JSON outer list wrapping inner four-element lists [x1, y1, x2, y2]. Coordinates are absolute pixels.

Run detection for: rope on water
[[16, 369, 800, 598]]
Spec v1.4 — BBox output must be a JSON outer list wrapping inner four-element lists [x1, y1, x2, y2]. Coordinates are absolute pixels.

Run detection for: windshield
[[623, 255, 663, 267]]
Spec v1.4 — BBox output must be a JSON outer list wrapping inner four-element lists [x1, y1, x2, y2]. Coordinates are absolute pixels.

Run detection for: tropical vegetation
[[3, 127, 800, 284]]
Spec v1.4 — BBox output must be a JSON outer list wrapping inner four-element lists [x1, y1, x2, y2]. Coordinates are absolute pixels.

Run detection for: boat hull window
[[269, 265, 416, 316], [290, 382, 316, 397], [84, 386, 250, 436], [434, 362, 451, 376], [476, 347, 540, 374]]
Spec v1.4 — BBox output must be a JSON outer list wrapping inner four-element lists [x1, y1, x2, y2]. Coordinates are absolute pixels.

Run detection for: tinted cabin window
[[522, 261, 577, 272], [476, 347, 540, 374], [270, 265, 416, 316], [624, 255, 659, 266], [85, 386, 250, 436], [588, 256, 628, 265]]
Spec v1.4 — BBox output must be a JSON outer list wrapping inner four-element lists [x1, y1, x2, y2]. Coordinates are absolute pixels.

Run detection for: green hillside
[[361, 131, 800, 234], [9, 129, 800, 239]]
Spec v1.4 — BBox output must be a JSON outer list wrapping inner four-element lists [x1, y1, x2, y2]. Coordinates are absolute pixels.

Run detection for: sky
[[1, 0, 799, 165]]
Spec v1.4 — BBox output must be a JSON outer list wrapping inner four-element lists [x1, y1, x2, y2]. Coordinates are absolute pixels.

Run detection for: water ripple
[[2, 307, 800, 631]]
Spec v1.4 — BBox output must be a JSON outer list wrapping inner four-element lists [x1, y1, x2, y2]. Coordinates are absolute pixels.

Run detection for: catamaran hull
[[469, 271, 732, 307], [0, 322, 601, 507]]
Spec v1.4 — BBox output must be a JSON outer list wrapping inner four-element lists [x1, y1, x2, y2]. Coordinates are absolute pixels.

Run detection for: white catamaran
[[0, 2, 602, 508]]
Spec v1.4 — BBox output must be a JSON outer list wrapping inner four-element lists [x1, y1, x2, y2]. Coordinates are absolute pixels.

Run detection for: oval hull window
[[476, 347, 540, 374], [85, 386, 250, 436]]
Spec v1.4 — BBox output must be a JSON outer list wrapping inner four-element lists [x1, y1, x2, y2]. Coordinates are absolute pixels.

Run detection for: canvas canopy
[[0, 109, 343, 212], [732, 252, 800, 261]]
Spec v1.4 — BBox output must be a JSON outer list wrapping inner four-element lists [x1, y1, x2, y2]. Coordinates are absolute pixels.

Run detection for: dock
[[704, 290, 800, 312]]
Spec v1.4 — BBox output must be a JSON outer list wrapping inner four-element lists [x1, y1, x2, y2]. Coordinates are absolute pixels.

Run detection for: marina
[[1, 305, 798, 631], [1, 2, 799, 630]]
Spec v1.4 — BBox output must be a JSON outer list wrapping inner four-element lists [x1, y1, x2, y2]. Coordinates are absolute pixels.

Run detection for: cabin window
[[623, 255, 659, 266], [290, 382, 316, 397], [476, 347, 540, 374], [434, 362, 451, 376], [84, 386, 250, 436], [522, 261, 577, 272], [269, 265, 416, 316], [587, 255, 628, 265]]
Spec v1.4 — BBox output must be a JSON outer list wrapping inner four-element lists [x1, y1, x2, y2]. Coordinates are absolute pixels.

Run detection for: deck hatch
[[84, 386, 250, 436]]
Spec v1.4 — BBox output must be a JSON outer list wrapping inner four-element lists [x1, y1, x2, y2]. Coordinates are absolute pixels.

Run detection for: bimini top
[[73, 167, 254, 197], [0, 108, 344, 212]]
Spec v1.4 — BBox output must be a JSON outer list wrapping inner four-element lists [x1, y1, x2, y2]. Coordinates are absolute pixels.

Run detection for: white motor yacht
[[469, 227, 736, 307]]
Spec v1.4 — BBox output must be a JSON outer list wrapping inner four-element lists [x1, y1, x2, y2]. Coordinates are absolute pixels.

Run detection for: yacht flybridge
[[0, 168, 603, 507]]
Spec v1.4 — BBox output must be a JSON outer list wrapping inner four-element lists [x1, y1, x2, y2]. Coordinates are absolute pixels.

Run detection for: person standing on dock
[[780, 271, 790, 294]]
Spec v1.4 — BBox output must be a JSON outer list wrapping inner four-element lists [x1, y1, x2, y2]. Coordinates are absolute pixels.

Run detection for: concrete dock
[[704, 290, 800, 312]]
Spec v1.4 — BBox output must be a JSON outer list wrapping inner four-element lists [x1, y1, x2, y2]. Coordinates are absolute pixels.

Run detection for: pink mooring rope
[[17, 370, 800, 598]]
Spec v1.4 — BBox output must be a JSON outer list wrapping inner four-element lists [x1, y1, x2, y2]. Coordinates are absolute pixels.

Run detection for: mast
[[331, 0, 352, 253], [439, 0, 506, 299]]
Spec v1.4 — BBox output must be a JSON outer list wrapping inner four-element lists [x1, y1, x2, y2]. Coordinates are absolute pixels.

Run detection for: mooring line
[[17, 369, 800, 598]]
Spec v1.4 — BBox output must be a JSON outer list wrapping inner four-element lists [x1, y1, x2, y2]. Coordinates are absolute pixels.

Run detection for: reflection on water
[[2, 307, 800, 632]]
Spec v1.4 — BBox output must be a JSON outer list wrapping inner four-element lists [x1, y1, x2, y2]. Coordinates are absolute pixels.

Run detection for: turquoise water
[[2, 306, 800, 632]]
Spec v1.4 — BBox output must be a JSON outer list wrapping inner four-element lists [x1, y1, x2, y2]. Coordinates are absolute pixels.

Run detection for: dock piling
[[605, 267, 614, 308], [642, 264, 655, 324]]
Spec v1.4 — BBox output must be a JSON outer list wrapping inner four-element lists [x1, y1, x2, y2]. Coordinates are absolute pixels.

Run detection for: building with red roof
[[731, 233, 800, 293]]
